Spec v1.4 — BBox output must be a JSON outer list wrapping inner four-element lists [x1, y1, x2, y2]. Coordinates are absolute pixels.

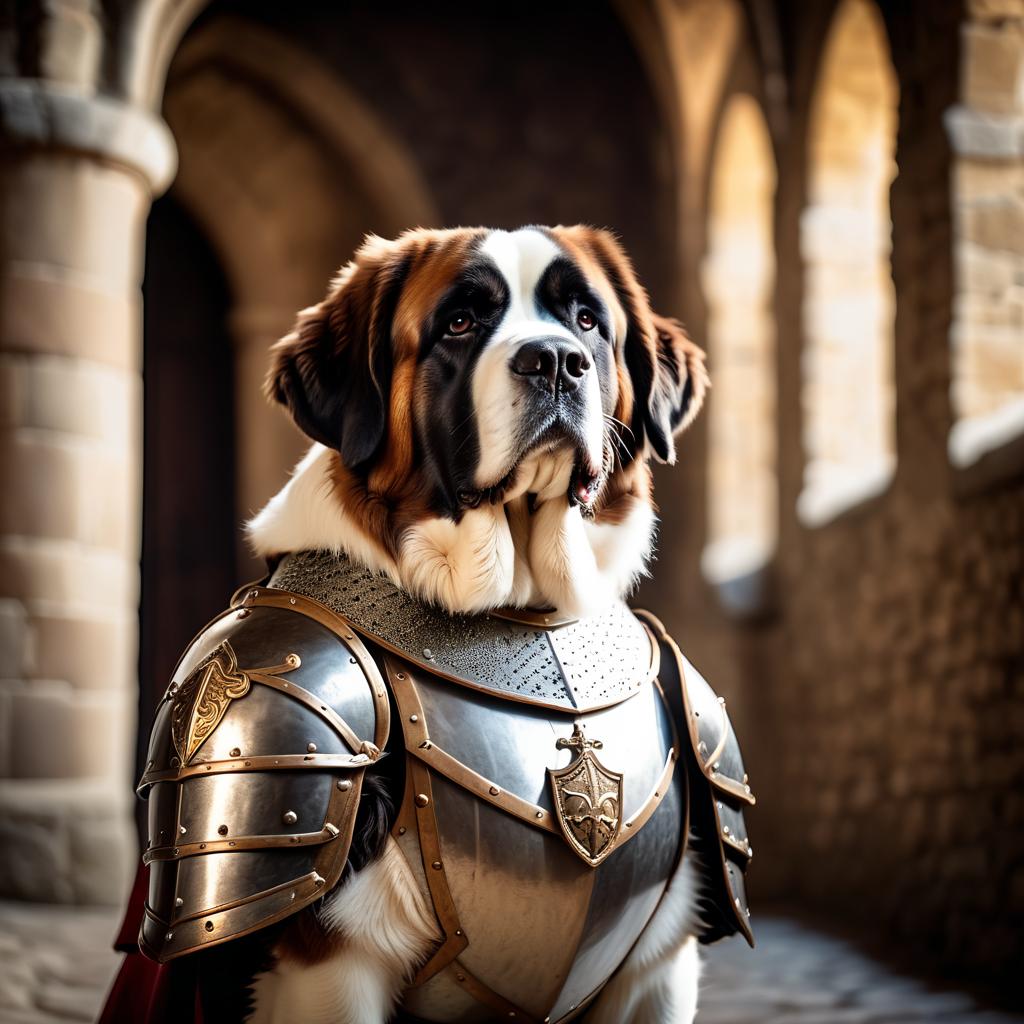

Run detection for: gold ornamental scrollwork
[[548, 723, 623, 867], [170, 641, 300, 765]]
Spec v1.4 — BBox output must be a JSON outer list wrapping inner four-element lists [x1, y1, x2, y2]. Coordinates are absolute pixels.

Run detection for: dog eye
[[448, 313, 474, 335], [577, 309, 597, 331]]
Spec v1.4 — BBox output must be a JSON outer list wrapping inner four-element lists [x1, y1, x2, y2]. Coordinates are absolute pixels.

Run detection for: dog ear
[[571, 227, 707, 464], [640, 314, 709, 464], [265, 239, 410, 469]]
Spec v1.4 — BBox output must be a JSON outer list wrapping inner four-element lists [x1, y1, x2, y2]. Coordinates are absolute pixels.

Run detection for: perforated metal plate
[[267, 551, 654, 713]]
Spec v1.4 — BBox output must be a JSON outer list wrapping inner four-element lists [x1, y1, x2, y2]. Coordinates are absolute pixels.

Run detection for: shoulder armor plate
[[137, 585, 389, 962], [268, 550, 656, 713], [635, 610, 755, 947]]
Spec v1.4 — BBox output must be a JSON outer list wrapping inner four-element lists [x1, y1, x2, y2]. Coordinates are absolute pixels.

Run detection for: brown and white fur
[[245, 226, 708, 1024]]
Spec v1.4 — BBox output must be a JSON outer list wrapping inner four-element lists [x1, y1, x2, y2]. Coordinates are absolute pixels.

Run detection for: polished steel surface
[[268, 549, 654, 712], [137, 590, 386, 961], [390, 634, 686, 1021]]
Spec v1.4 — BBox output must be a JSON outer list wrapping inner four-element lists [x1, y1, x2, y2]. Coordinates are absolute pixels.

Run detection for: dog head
[[256, 226, 707, 616]]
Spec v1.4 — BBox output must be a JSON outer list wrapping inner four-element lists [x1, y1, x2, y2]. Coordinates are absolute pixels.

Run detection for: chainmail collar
[[267, 549, 656, 713]]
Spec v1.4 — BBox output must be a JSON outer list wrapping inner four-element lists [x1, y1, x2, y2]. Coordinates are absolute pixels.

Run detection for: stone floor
[[0, 901, 1019, 1023]]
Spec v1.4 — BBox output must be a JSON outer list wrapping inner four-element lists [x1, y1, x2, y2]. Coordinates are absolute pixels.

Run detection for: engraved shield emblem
[[548, 725, 623, 867]]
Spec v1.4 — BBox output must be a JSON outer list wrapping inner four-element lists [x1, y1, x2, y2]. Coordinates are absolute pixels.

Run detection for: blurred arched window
[[947, 12, 1024, 474], [799, 0, 898, 526], [701, 93, 778, 594]]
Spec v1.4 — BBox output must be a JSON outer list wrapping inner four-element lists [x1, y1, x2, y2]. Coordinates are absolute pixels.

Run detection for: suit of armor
[[137, 550, 753, 1023]]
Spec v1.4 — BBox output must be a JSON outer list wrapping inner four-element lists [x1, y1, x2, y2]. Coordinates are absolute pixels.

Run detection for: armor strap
[[633, 609, 755, 947]]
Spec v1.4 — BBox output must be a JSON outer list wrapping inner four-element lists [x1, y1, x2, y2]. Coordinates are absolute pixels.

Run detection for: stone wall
[[642, 0, 1024, 999]]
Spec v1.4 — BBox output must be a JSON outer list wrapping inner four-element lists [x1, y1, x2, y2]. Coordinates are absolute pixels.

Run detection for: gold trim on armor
[[142, 822, 341, 864], [138, 752, 374, 789]]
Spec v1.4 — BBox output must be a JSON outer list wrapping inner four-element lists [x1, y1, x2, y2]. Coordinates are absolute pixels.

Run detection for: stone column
[[0, 80, 175, 904]]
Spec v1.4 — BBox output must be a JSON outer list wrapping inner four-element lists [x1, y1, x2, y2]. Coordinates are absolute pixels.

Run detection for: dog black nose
[[510, 338, 591, 394]]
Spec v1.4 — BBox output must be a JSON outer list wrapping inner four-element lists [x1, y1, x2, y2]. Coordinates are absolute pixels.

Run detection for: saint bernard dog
[[244, 225, 709, 1023]]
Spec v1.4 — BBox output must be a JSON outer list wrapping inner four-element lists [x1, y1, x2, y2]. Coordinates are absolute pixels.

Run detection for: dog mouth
[[460, 419, 603, 512]]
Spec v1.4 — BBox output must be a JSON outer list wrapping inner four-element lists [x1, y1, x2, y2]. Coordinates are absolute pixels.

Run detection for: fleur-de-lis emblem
[[548, 724, 623, 866]]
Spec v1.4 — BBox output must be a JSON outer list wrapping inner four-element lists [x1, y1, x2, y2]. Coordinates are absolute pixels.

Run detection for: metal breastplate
[[266, 551, 724, 1024]]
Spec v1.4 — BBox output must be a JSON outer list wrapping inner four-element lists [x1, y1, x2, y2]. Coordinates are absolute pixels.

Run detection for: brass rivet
[[217, 825, 228, 836], [307, 742, 317, 753], [230, 747, 241, 758], [625, 822, 633, 828], [175, 897, 183, 908], [456, 974, 466, 982], [397, 673, 405, 680], [432, 860, 442, 870], [415, 793, 430, 807], [289, 597, 296, 605], [199, 843, 206, 849], [179, 826, 187, 835], [237, 609, 251, 619], [455, 929, 463, 936], [245, 760, 252, 767], [409, 714, 419, 723], [250, 589, 259, 598], [398, 826, 407, 835], [204, 921, 214, 932], [283, 810, 298, 825], [337, 779, 352, 791], [489, 786, 500, 796], [172, 848, 179, 857], [535, 811, 543, 818]]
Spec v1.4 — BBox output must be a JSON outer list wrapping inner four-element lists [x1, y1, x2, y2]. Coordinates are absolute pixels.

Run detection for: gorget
[[268, 549, 657, 713]]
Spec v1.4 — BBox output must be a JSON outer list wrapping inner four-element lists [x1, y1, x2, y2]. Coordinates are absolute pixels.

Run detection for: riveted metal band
[[138, 752, 375, 789], [447, 957, 544, 1023], [141, 871, 327, 962], [406, 759, 469, 985], [143, 822, 340, 864]]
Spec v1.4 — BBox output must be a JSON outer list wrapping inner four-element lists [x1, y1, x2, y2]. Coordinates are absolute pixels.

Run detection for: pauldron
[[137, 550, 753, 1022]]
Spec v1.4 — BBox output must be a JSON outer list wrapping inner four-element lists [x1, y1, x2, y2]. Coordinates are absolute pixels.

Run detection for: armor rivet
[[712, 762, 720, 772], [423, 648, 434, 660], [345, 634, 354, 640], [165, 932, 173, 941], [349, 657, 357, 664], [397, 673, 405, 680], [315, 877, 325, 887], [175, 897, 183, 908], [179, 826, 187, 835], [283, 810, 298, 825], [229, 841, 236, 847], [398, 826, 406, 835], [625, 822, 633, 828], [431, 860, 442, 870], [199, 843, 206, 849], [337, 779, 352, 791], [230, 747, 241, 758], [717, 802, 723, 810], [204, 921, 214, 932], [409, 714, 419, 723], [250, 589, 259, 598], [218, 825, 228, 836], [205, 765, 212, 771], [245, 761, 252, 767], [456, 974, 466, 983], [489, 786, 500, 796], [655, 792, 660, 798], [170, 757, 180, 768], [415, 794, 430, 807], [723, 825, 731, 835], [743, 773, 749, 784], [455, 929, 462, 936], [237, 609, 251, 619], [172, 848, 179, 857], [290, 892, 296, 900], [535, 811, 543, 818], [307, 742, 317, 753], [718, 696, 726, 705], [289, 597, 296, 605]]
